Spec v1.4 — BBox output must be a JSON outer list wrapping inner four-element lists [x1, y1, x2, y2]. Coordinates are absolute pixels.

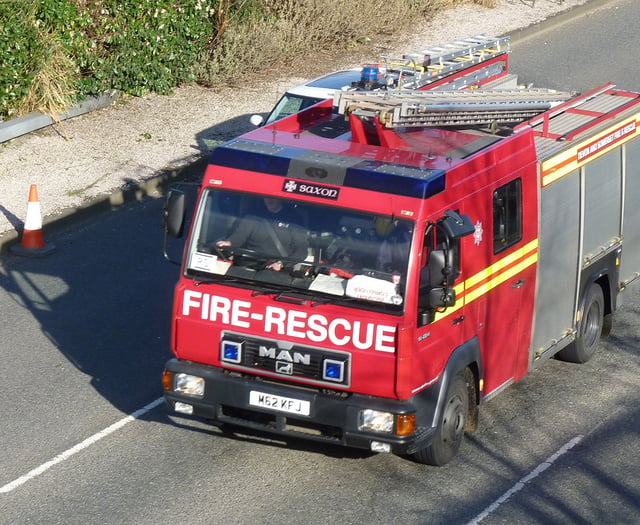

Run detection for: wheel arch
[[433, 337, 482, 431], [580, 249, 620, 320], [581, 261, 616, 338]]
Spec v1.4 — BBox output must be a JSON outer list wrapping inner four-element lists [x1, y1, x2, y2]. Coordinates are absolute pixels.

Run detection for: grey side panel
[[531, 171, 580, 359], [583, 150, 622, 263], [621, 138, 640, 286]]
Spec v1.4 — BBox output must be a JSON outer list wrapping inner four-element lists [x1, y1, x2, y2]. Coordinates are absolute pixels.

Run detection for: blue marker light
[[323, 359, 345, 382], [221, 340, 242, 363]]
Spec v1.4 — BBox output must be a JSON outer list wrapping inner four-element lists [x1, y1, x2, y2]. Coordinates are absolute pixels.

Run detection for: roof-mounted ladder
[[335, 89, 574, 128], [513, 83, 640, 140], [380, 34, 510, 90]]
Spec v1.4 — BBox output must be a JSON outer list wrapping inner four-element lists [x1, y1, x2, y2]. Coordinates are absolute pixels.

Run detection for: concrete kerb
[[507, 0, 616, 44], [0, 91, 120, 144], [0, 0, 613, 257]]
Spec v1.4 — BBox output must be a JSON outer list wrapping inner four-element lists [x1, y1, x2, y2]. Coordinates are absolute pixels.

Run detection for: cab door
[[412, 211, 474, 392], [472, 176, 537, 395]]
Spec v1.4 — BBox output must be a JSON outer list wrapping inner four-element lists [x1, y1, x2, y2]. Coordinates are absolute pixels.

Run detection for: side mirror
[[427, 250, 457, 309], [249, 114, 265, 127], [428, 287, 456, 309], [429, 249, 454, 287], [440, 210, 475, 240], [163, 189, 185, 238]]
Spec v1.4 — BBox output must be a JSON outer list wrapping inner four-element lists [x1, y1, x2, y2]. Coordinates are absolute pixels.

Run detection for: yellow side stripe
[[464, 252, 538, 303], [465, 239, 538, 289], [433, 238, 539, 322]]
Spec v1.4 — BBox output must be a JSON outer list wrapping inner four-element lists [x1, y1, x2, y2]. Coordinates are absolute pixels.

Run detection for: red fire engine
[[162, 39, 640, 465]]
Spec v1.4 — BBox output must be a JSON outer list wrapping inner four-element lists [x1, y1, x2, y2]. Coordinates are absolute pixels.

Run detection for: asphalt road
[[1, 1, 639, 523], [509, 0, 635, 93]]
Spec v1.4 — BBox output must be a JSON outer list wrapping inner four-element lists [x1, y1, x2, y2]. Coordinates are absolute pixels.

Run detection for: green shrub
[[0, 0, 496, 120], [0, 2, 40, 119], [0, 0, 218, 119], [70, 0, 217, 96]]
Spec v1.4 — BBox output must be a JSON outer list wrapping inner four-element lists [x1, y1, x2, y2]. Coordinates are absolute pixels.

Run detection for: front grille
[[220, 405, 342, 441], [220, 332, 351, 387]]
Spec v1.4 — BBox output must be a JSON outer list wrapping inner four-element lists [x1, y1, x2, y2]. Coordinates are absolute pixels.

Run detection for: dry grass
[[17, 29, 76, 120], [198, 0, 498, 86]]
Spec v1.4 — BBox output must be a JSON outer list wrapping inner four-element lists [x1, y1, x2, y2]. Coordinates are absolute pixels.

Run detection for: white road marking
[[0, 397, 164, 494], [467, 435, 584, 524]]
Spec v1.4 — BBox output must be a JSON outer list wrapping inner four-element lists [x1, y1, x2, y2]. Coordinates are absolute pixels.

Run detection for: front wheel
[[557, 284, 605, 363], [410, 370, 469, 466]]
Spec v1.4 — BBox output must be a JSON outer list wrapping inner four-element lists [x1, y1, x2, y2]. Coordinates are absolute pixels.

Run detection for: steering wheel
[[215, 245, 260, 262], [214, 244, 232, 261]]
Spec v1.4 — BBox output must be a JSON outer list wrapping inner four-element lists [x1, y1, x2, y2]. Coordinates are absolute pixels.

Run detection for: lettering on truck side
[[577, 121, 636, 161], [182, 290, 396, 352]]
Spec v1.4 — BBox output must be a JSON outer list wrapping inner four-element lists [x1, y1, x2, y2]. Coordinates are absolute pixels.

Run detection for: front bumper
[[163, 358, 435, 455]]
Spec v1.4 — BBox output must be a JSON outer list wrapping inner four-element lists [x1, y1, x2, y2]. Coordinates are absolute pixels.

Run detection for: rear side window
[[493, 178, 522, 253]]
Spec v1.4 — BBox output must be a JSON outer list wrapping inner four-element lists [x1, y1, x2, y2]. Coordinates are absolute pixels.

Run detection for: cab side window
[[493, 179, 522, 254]]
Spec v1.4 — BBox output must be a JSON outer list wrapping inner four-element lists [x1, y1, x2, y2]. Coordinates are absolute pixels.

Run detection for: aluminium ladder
[[335, 89, 575, 128], [380, 34, 510, 90]]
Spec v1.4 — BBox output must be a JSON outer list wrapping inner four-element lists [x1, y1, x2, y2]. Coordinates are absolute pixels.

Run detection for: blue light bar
[[210, 139, 445, 199], [345, 160, 445, 199], [210, 141, 292, 176]]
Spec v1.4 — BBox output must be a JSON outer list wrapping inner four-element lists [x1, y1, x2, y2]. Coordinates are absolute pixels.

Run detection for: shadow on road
[[0, 110, 382, 466]]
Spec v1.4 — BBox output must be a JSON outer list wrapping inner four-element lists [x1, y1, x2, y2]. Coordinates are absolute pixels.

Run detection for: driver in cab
[[216, 197, 308, 271]]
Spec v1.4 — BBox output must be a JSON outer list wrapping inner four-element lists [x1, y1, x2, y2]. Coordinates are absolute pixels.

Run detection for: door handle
[[453, 315, 465, 325], [512, 279, 525, 289]]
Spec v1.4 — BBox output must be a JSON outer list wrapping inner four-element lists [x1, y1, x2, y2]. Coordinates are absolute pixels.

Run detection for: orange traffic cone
[[11, 184, 56, 257]]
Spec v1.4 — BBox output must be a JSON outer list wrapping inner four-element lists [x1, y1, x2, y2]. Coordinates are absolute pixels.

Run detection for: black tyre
[[557, 284, 604, 364], [411, 370, 469, 466]]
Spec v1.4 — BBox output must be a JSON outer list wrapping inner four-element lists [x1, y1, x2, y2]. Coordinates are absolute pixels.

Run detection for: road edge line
[[0, 397, 164, 495], [466, 435, 584, 524]]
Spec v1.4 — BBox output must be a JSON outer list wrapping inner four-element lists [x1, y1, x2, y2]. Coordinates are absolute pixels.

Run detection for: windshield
[[186, 189, 413, 312], [265, 94, 324, 125]]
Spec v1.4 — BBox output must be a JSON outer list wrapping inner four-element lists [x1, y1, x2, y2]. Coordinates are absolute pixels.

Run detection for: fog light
[[221, 340, 242, 363], [174, 402, 194, 415], [359, 409, 394, 433], [174, 373, 204, 397], [323, 359, 344, 382], [371, 441, 391, 453]]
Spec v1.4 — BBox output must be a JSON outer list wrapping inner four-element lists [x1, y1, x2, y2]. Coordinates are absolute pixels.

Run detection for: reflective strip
[[541, 114, 639, 186], [434, 239, 538, 321]]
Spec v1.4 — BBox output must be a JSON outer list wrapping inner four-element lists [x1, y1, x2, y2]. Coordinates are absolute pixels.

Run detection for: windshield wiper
[[193, 276, 243, 286], [251, 287, 281, 297], [186, 269, 243, 286], [252, 286, 309, 304]]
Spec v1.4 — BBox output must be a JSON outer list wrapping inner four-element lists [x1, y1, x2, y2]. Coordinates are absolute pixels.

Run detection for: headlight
[[359, 409, 394, 433], [174, 373, 205, 397]]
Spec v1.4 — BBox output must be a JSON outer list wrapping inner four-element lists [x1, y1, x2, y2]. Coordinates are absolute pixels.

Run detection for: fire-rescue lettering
[[182, 290, 396, 352]]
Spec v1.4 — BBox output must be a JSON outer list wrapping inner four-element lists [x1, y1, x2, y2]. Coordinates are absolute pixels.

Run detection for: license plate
[[249, 390, 310, 416]]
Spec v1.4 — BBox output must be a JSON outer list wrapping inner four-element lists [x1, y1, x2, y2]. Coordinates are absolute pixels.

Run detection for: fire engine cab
[[162, 37, 640, 465]]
